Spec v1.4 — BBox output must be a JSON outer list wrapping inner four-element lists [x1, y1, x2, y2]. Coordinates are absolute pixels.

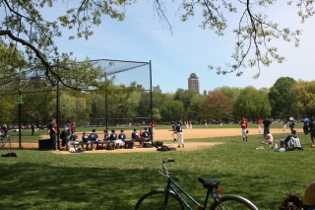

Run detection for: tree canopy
[[0, 0, 314, 87]]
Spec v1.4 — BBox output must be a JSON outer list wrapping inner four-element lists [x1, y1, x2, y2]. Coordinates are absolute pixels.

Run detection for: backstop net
[[0, 58, 152, 143]]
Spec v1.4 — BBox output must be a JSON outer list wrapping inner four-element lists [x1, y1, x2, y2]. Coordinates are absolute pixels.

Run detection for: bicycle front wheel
[[135, 189, 184, 210], [210, 194, 258, 210]]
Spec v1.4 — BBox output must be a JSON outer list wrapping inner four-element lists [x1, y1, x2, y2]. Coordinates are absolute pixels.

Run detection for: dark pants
[[303, 125, 309, 134], [263, 127, 270, 138], [311, 132, 315, 144], [49, 133, 57, 150]]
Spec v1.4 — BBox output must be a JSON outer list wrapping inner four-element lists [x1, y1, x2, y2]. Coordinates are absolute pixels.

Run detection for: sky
[[54, 1, 315, 94]]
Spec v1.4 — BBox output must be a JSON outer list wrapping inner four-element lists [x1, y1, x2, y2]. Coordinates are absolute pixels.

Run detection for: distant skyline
[[52, 1, 315, 93]]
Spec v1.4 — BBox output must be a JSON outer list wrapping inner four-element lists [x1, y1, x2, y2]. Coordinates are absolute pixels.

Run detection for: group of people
[[61, 126, 153, 150]]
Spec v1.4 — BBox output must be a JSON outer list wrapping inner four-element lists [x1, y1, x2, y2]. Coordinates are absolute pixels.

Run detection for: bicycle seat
[[198, 177, 220, 191]]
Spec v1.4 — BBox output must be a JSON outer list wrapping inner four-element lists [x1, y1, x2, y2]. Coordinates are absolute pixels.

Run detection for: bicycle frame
[[163, 176, 216, 210]]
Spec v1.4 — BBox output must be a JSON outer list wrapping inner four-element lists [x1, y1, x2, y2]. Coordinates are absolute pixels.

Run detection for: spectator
[[31, 124, 35, 136], [262, 131, 273, 144], [303, 181, 315, 210], [48, 118, 58, 151], [309, 117, 315, 144], [303, 115, 310, 135], [239, 117, 248, 142], [263, 116, 272, 138], [280, 129, 303, 150]]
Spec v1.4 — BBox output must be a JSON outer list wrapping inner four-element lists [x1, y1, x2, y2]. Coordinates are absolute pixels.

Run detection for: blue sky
[[55, 1, 315, 93]]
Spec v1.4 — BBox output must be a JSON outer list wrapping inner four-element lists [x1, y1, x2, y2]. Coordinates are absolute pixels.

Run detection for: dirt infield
[[6, 128, 299, 154]]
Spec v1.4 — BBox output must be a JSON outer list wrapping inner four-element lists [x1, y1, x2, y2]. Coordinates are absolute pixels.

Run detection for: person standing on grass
[[303, 115, 310, 135], [71, 121, 76, 132], [175, 121, 184, 148], [309, 117, 315, 144], [31, 124, 35, 136], [239, 117, 248, 142], [48, 118, 58, 151], [263, 116, 272, 138], [204, 119, 208, 127], [257, 118, 262, 133]]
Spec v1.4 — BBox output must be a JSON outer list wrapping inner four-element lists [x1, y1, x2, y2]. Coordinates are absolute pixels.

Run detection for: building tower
[[188, 73, 200, 94]]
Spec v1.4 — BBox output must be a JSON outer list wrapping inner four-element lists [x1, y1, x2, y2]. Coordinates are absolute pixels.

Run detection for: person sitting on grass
[[280, 129, 303, 150], [262, 131, 273, 144]]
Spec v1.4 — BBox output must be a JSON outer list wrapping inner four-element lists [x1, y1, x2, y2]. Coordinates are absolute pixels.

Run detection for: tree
[[2, 0, 312, 86], [201, 91, 231, 122], [291, 80, 315, 117], [160, 101, 185, 122], [174, 88, 198, 119], [268, 77, 297, 119], [233, 86, 271, 121]]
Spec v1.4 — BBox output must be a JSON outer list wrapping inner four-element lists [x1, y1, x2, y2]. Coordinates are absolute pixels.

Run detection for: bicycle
[[0, 131, 11, 149], [135, 158, 259, 210]]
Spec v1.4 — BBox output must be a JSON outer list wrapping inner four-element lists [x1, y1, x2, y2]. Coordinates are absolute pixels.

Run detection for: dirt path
[[4, 128, 299, 154]]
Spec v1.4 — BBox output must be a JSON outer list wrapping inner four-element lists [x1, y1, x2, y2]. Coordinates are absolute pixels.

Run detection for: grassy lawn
[[0, 128, 312, 209]]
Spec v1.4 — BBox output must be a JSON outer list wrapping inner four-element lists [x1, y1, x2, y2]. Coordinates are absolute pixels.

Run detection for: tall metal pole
[[149, 60, 153, 141], [105, 73, 108, 130], [18, 68, 22, 148], [56, 59, 60, 150]]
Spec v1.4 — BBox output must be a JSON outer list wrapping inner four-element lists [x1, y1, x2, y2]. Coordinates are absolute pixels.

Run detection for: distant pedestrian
[[303, 115, 310, 135], [186, 119, 189, 130], [220, 119, 223, 127], [204, 119, 208, 127], [175, 121, 184, 148], [189, 120, 192, 129], [31, 124, 35, 136], [239, 117, 248, 142], [263, 116, 272, 138], [257, 118, 262, 133]]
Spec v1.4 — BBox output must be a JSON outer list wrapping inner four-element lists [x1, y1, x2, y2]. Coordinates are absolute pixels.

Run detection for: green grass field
[[0, 125, 313, 210]]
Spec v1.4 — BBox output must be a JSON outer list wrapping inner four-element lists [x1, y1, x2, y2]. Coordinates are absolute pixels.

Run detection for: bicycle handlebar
[[159, 158, 178, 181]]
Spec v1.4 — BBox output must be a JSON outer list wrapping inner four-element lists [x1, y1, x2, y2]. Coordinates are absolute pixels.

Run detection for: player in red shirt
[[151, 122, 156, 134], [257, 118, 262, 133], [240, 117, 248, 142]]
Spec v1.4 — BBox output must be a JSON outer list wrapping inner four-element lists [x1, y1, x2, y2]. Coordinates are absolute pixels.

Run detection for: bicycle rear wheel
[[209, 194, 258, 210], [135, 189, 184, 210]]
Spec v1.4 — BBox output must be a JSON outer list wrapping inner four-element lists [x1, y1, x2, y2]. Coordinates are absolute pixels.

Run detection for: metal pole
[[105, 73, 108, 130], [18, 68, 22, 148], [149, 60, 153, 141], [56, 59, 60, 150]]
